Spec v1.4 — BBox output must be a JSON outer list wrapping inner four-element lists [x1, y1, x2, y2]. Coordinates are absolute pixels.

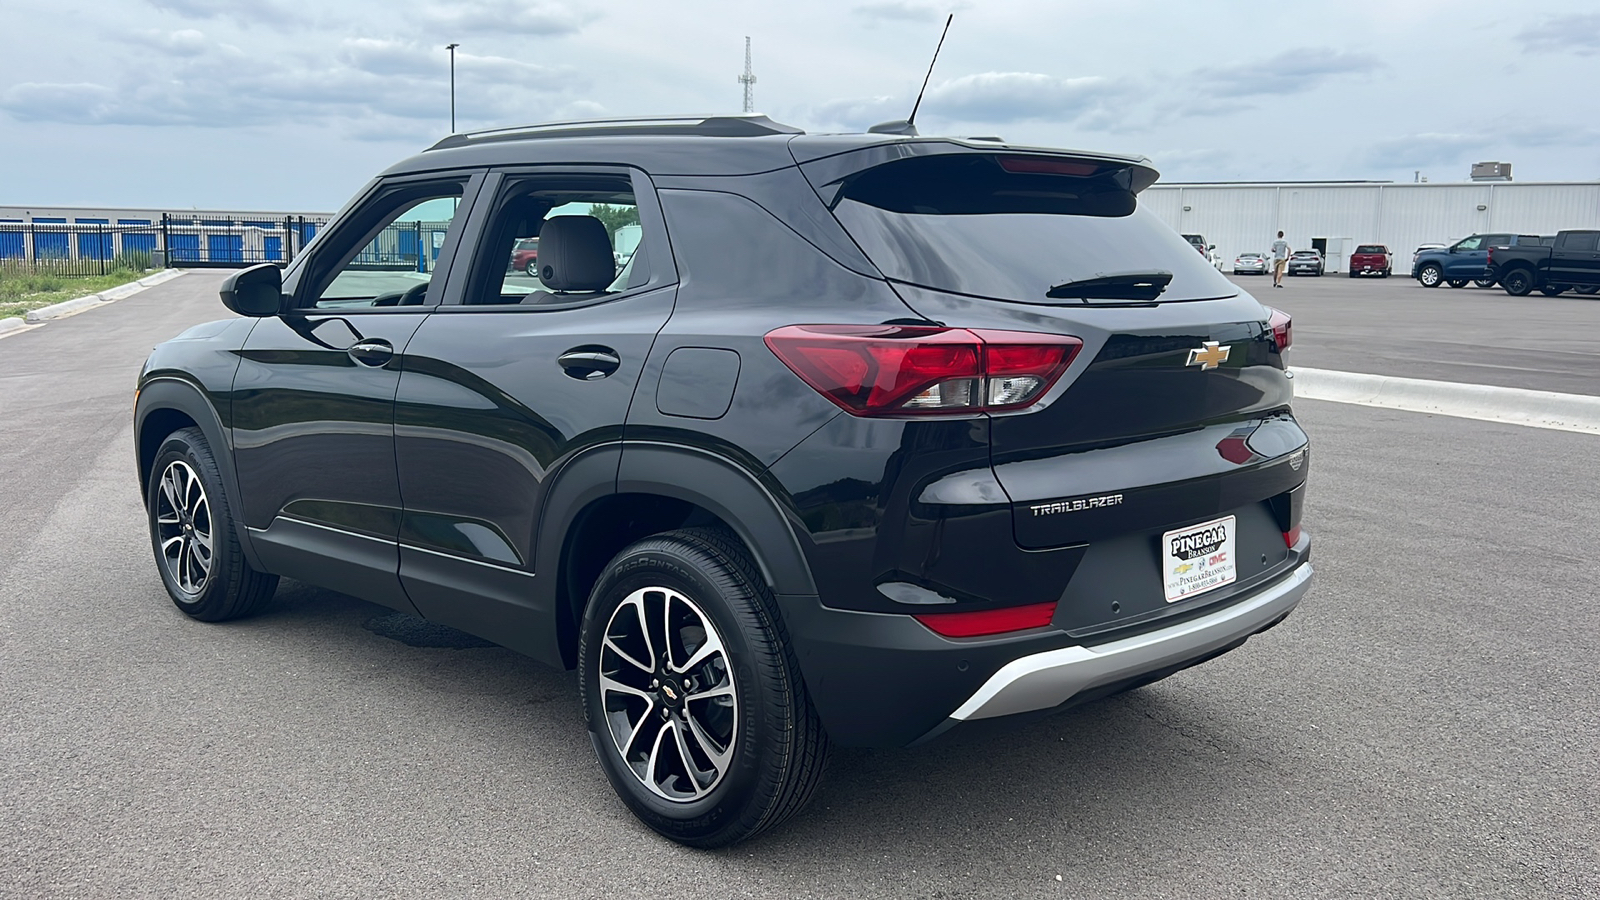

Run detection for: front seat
[[521, 216, 614, 304]]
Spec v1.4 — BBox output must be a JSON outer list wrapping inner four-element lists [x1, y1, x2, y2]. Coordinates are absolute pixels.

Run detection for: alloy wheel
[[155, 460, 213, 595], [598, 586, 738, 802]]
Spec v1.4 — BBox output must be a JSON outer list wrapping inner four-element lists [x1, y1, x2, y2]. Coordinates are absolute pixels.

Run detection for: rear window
[[1355, 245, 1385, 254], [821, 154, 1236, 304]]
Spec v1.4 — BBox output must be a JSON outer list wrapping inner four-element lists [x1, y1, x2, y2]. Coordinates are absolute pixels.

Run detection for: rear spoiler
[[792, 139, 1160, 205]]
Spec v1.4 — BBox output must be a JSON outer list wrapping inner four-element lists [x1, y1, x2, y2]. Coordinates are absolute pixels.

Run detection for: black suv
[[134, 115, 1313, 847]]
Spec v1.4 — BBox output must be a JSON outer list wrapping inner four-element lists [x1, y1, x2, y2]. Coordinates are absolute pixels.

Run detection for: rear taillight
[[1265, 307, 1292, 353], [1283, 525, 1302, 548], [764, 325, 1083, 416], [1487, 246, 1495, 266], [914, 601, 1058, 638]]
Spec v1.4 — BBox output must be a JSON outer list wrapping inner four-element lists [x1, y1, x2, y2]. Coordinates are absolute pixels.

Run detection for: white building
[[1143, 181, 1600, 274]]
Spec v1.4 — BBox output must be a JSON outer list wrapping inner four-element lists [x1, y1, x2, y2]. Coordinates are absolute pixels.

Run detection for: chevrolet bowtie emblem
[[1186, 341, 1231, 370]]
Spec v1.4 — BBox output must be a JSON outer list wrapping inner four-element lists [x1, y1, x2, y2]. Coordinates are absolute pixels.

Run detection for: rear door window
[[812, 153, 1236, 305]]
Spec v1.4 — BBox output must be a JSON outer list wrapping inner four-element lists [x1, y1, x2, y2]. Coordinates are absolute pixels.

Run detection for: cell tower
[[738, 36, 757, 113]]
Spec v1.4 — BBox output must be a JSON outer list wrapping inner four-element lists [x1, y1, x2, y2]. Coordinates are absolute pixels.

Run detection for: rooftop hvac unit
[[1470, 161, 1512, 182]]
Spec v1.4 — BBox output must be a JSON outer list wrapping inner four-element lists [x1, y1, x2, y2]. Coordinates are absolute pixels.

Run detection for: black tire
[[1383, 269, 1392, 278], [1540, 285, 1566, 297], [524, 260, 537, 276], [577, 527, 829, 847], [1348, 270, 1357, 278], [1576, 286, 1598, 295], [1501, 268, 1535, 296], [1446, 279, 1468, 289], [1474, 276, 1496, 288], [1418, 263, 1443, 287], [146, 427, 278, 622]]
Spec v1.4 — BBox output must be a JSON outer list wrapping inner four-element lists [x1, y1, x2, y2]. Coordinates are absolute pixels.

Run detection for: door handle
[[348, 339, 394, 367], [557, 347, 621, 380]]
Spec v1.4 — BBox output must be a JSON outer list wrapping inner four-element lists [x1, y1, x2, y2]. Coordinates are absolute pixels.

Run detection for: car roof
[[381, 114, 1156, 180]]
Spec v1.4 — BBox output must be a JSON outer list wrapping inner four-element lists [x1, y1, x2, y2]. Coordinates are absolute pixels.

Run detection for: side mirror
[[220, 263, 284, 317], [1207, 244, 1216, 251]]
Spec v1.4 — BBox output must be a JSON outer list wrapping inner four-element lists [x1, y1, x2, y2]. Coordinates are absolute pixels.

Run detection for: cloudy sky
[[3, 0, 1598, 211]]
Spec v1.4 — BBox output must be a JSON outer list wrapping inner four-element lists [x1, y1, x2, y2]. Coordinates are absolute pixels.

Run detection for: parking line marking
[[1292, 367, 1600, 435]]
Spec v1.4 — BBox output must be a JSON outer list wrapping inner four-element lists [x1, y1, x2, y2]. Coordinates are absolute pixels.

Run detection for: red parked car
[[1349, 244, 1391, 278], [510, 237, 538, 274]]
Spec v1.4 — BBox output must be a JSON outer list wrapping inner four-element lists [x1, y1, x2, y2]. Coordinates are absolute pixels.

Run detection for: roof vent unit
[[1470, 161, 1512, 182]]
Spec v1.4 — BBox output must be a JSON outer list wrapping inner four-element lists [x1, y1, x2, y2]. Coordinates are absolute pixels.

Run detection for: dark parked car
[[1348, 244, 1391, 278], [1489, 230, 1600, 296], [133, 115, 1313, 847], [1287, 249, 1324, 276], [1412, 233, 1543, 288]]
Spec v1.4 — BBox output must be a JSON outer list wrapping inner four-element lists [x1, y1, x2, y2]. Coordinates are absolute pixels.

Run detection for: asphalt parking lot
[[2, 273, 1596, 898], [1226, 271, 1600, 395]]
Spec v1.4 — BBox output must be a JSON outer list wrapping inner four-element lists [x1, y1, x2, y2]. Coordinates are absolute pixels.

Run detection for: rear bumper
[[942, 560, 1311, 724], [781, 545, 1312, 748]]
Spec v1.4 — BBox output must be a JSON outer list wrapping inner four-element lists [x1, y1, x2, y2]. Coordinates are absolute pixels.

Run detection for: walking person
[[1271, 231, 1290, 288]]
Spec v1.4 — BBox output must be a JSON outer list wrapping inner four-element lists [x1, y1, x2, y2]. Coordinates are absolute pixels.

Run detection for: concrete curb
[[1293, 366, 1600, 435], [22, 268, 186, 324], [0, 316, 26, 336]]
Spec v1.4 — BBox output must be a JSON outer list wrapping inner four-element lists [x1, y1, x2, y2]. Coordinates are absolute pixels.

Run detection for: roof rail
[[428, 114, 803, 150]]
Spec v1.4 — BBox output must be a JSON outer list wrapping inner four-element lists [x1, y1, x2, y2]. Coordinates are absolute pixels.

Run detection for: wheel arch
[[135, 377, 264, 570], [537, 442, 817, 669]]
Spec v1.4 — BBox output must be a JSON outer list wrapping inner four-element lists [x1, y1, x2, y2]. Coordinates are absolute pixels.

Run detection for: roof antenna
[[868, 13, 953, 137]]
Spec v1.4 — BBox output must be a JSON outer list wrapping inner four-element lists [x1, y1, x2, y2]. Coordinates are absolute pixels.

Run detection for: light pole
[[445, 42, 460, 133]]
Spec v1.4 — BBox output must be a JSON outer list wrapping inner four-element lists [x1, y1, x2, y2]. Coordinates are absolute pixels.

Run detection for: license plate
[[1162, 515, 1237, 603]]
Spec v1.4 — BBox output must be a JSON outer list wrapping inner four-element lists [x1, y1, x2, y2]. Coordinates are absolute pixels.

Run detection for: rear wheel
[[1348, 270, 1357, 278], [1418, 264, 1443, 287], [1540, 285, 1566, 297], [1575, 286, 1598, 295], [1383, 268, 1392, 277], [1446, 279, 1468, 289], [524, 260, 537, 276], [1500, 268, 1535, 296], [577, 527, 829, 847], [147, 428, 278, 621], [1473, 276, 1496, 288]]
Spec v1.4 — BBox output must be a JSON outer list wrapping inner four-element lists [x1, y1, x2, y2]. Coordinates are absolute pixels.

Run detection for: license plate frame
[[1162, 515, 1237, 603]]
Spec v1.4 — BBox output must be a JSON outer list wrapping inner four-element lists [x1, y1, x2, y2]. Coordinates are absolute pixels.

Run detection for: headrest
[[537, 216, 614, 292]]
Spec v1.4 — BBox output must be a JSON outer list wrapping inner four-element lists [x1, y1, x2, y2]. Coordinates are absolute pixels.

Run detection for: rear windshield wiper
[[1046, 271, 1172, 302]]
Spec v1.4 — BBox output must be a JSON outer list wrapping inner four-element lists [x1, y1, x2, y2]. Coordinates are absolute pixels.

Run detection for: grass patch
[[0, 259, 153, 320]]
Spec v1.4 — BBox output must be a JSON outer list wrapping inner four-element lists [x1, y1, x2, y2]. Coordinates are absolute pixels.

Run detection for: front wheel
[[1575, 286, 1598, 295], [147, 428, 278, 621], [577, 528, 829, 847], [1501, 268, 1535, 296], [1418, 264, 1443, 287]]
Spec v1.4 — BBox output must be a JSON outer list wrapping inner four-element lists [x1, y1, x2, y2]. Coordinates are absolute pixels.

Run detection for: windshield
[[824, 154, 1236, 305]]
